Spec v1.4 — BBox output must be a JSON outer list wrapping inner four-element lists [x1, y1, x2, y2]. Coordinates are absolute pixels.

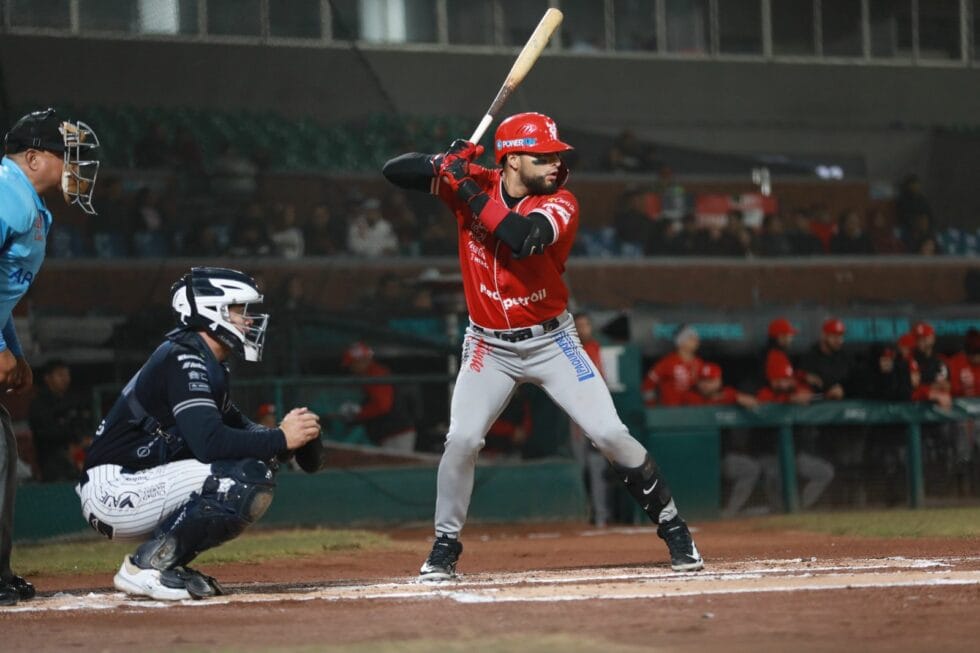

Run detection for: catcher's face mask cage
[[60, 120, 100, 215], [171, 267, 270, 362]]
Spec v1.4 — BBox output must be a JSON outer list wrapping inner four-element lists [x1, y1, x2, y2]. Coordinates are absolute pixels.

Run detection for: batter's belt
[[470, 313, 564, 342]]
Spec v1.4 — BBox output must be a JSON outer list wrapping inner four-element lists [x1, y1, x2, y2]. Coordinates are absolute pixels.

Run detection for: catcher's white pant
[[76, 460, 213, 540], [435, 311, 649, 537]]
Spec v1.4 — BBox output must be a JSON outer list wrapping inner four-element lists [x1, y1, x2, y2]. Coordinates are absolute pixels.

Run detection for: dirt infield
[[4, 520, 980, 652]]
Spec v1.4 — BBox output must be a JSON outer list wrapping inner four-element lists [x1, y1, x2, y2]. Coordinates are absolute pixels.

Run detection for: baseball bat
[[468, 8, 564, 144]]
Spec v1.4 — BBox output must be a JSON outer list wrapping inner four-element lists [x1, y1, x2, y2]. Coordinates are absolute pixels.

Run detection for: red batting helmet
[[494, 112, 573, 162]]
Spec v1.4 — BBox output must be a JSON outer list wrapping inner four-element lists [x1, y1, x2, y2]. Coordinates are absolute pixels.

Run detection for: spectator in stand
[[482, 387, 532, 461], [269, 202, 304, 259], [304, 204, 346, 256], [799, 318, 853, 400], [757, 353, 836, 510], [382, 191, 420, 256], [227, 202, 274, 257], [946, 329, 980, 398], [830, 210, 874, 255], [756, 213, 794, 257], [895, 174, 933, 241], [173, 125, 207, 193], [662, 214, 701, 257], [613, 189, 652, 255], [642, 326, 703, 406], [603, 130, 660, 173], [28, 360, 89, 482], [210, 139, 258, 201], [682, 362, 760, 517], [699, 211, 750, 257], [903, 213, 938, 255], [723, 209, 755, 257], [568, 313, 617, 528], [129, 187, 170, 257], [90, 176, 131, 257], [347, 198, 398, 258], [785, 209, 824, 256], [808, 205, 837, 253], [337, 342, 418, 452], [867, 207, 905, 254]]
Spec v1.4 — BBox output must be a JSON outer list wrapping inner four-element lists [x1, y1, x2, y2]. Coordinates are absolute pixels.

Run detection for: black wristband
[[457, 178, 483, 206]]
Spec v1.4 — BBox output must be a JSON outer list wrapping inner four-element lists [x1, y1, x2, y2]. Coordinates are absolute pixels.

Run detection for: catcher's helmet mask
[[4, 107, 101, 214], [171, 267, 269, 362]]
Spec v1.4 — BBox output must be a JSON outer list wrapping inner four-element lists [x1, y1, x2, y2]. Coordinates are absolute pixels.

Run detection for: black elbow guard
[[495, 213, 554, 259]]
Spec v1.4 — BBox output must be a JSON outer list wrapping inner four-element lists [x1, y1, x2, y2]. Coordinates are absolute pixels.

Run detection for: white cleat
[[113, 556, 191, 601]]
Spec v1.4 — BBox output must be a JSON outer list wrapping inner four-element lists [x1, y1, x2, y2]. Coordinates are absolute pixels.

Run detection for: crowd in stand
[[642, 319, 979, 515], [42, 118, 957, 259]]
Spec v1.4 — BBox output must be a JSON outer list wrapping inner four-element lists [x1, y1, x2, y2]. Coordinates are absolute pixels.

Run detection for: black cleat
[[164, 566, 225, 599], [0, 582, 18, 606], [419, 536, 463, 581], [657, 516, 704, 572]]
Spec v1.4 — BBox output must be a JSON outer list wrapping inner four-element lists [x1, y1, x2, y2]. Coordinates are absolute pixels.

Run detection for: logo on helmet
[[496, 137, 537, 150]]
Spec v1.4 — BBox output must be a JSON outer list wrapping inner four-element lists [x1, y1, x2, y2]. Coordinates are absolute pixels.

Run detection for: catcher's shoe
[[419, 536, 463, 581], [113, 556, 191, 601], [167, 566, 225, 599], [657, 516, 704, 572]]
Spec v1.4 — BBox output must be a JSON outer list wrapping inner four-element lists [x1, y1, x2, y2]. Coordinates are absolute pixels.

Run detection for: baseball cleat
[[657, 516, 704, 572], [419, 535, 463, 581], [113, 556, 192, 601], [0, 582, 18, 606], [5, 575, 35, 601]]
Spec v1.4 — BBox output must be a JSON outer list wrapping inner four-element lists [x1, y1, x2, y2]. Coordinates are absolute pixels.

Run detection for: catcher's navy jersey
[[84, 328, 286, 472], [0, 156, 52, 355]]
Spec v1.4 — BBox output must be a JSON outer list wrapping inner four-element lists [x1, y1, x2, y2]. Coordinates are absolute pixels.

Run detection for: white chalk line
[[4, 556, 980, 614]]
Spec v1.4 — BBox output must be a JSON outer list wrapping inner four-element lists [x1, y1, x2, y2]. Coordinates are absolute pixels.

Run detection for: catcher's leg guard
[[612, 454, 677, 524], [132, 458, 276, 572]]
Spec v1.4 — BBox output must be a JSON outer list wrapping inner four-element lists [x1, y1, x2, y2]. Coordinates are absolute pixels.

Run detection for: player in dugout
[[76, 268, 323, 600], [383, 112, 703, 580]]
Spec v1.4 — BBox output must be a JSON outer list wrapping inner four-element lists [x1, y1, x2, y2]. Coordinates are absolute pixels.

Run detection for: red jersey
[[682, 386, 740, 406], [642, 353, 703, 406], [945, 352, 980, 397], [436, 165, 578, 329]]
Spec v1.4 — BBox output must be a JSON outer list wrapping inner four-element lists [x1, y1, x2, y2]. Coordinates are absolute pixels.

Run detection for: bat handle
[[469, 114, 494, 145]]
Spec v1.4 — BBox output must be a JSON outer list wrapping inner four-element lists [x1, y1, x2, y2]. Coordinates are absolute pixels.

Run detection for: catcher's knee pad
[[133, 459, 276, 569]]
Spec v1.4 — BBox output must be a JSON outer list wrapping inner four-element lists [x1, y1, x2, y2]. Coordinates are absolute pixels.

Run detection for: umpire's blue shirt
[[0, 156, 51, 356]]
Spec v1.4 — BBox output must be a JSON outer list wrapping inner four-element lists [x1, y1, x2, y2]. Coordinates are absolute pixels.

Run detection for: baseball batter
[[382, 112, 703, 579], [1, 108, 100, 606]]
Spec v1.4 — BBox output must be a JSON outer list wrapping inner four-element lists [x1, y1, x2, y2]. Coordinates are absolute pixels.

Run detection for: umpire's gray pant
[[0, 405, 17, 577]]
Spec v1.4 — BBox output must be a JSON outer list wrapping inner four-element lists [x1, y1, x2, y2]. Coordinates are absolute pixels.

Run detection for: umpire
[[1, 108, 100, 605], [77, 268, 322, 600]]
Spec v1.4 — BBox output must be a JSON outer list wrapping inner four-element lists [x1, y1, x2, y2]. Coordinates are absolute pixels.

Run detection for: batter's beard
[[523, 173, 558, 195]]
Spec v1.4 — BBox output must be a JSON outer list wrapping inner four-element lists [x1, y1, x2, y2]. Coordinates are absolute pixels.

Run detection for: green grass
[[754, 506, 980, 538], [12, 527, 396, 576]]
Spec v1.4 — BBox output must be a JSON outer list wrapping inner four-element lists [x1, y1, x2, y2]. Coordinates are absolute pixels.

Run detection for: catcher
[[77, 267, 323, 600]]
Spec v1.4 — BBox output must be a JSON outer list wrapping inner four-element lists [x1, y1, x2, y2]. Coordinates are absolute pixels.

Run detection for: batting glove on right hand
[[439, 139, 485, 193]]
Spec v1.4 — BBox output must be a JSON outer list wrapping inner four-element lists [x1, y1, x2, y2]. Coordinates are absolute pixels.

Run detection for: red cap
[[912, 321, 935, 338], [255, 403, 276, 419], [342, 341, 374, 367], [699, 363, 722, 380], [898, 333, 916, 350], [822, 318, 846, 335], [766, 351, 795, 381], [768, 318, 798, 338]]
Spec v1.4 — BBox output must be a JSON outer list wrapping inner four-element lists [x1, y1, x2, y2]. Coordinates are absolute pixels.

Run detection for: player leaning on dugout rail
[[0, 108, 100, 606], [383, 112, 704, 580]]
